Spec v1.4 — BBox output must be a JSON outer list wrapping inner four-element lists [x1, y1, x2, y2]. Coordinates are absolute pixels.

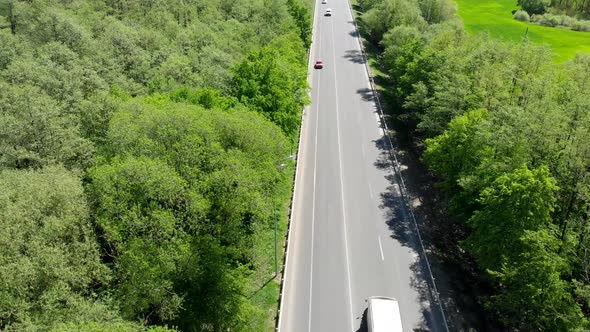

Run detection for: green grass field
[[455, 0, 590, 61]]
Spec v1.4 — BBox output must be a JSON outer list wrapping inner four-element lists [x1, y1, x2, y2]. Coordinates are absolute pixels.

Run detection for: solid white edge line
[[307, 69, 320, 332], [378, 236, 385, 261], [308, 3, 323, 332], [276, 0, 318, 330], [368, 182, 374, 200], [344, 0, 450, 330], [330, 17, 355, 332]]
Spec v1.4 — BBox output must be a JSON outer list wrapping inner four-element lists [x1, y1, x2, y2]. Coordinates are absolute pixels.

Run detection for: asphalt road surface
[[278, 0, 447, 331]]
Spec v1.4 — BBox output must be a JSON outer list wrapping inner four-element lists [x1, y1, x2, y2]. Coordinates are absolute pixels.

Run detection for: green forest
[[0, 0, 310, 331], [357, 0, 590, 330]]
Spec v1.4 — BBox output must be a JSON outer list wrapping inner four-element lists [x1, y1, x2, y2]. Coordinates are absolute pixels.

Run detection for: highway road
[[278, 0, 447, 331]]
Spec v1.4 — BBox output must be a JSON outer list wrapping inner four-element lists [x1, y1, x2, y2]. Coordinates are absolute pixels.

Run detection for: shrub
[[529, 12, 590, 30], [572, 20, 590, 31], [538, 14, 560, 26], [513, 10, 531, 22], [559, 14, 576, 26]]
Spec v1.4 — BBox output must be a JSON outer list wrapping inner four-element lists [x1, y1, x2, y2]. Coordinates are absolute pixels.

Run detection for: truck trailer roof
[[368, 296, 403, 332]]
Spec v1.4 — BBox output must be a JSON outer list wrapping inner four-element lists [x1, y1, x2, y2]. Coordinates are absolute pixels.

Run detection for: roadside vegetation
[[0, 0, 311, 331], [356, 0, 590, 330], [455, 0, 590, 60]]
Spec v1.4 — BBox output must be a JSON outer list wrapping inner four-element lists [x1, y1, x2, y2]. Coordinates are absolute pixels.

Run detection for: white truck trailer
[[367, 296, 404, 332]]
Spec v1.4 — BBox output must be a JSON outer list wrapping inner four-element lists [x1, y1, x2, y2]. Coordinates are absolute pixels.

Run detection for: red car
[[314, 60, 324, 69]]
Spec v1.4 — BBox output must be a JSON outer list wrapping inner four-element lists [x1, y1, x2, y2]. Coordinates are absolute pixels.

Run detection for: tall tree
[[488, 229, 586, 331], [466, 165, 558, 272]]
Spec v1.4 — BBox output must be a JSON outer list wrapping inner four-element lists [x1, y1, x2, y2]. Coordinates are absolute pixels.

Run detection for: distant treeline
[[0, 0, 310, 331], [358, 0, 590, 330], [519, 0, 590, 17], [551, 0, 590, 16]]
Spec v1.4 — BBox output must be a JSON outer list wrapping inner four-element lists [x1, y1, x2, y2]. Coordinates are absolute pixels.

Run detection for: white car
[[321, 0, 327, 4], [325, 8, 332, 16]]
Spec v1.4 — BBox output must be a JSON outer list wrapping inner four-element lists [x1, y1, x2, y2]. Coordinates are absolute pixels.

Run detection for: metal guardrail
[[344, 1, 450, 331]]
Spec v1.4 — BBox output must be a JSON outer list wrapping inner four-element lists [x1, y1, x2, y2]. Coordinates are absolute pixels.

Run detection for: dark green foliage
[[551, 0, 590, 17], [487, 229, 585, 331], [518, 0, 551, 14], [173, 235, 260, 332]]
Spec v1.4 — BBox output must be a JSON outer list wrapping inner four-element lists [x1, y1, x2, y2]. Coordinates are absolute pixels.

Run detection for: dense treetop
[[0, 0, 310, 330]]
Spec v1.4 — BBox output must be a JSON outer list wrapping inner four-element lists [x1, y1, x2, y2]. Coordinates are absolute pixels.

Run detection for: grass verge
[[455, 0, 590, 61], [247, 161, 295, 331]]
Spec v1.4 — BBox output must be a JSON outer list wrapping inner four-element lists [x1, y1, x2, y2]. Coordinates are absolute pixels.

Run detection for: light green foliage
[[381, 25, 423, 61], [513, 9, 531, 22], [88, 156, 193, 320], [0, 82, 94, 170], [168, 87, 239, 110], [0, 29, 23, 70], [231, 33, 308, 137], [418, 0, 456, 24], [423, 109, 494, 214], [0, 0, 310, 330], [286, 0, 312, 48], [0, 166, 110, 330], [52, 321, 178, 332], [363, 0, 426, 43]]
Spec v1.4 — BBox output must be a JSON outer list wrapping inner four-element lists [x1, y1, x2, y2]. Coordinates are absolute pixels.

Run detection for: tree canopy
[[0, 0, 311, 330]]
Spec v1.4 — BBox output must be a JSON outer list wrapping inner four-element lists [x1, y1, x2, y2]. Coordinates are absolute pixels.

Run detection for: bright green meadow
[[455, 0, 590, 60]]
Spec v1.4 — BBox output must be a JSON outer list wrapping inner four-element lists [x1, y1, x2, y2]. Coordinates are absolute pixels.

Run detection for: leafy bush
[[530, 12, 590, 31], [559, 14, 577, 26], [538, 13, 560, 26], [513, 10, 530, 22], [572, 20, 590, 31]]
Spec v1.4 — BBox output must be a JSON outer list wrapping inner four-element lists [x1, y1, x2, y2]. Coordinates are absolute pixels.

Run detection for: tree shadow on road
[[371, 131, 501, 331], [348, 2, 497, 329], [356, 87, 375, 102], [375, 147, 443, 331], [343, 49, 365, 64]]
